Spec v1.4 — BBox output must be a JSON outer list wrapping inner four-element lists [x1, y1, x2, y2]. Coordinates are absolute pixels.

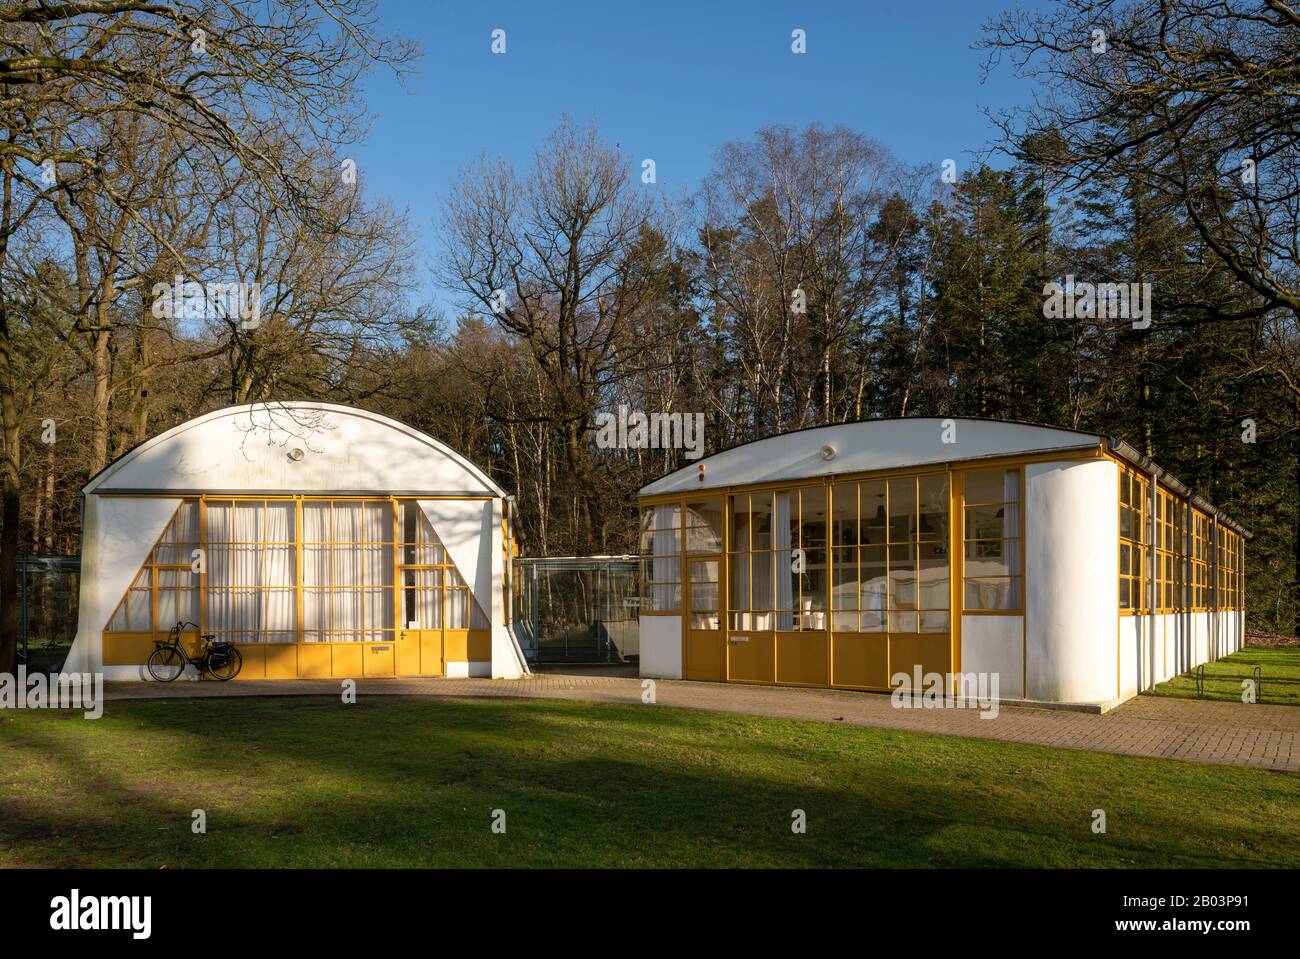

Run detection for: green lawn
[[0, 696, 1296, 868], [1149, 646, 1300, 706]]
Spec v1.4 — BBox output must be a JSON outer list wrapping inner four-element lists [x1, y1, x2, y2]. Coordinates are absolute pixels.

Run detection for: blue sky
[[354, 0, 1048, 308]]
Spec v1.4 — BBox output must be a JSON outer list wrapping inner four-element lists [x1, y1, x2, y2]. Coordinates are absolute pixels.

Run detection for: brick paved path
[[102, 673, 1300, 773]]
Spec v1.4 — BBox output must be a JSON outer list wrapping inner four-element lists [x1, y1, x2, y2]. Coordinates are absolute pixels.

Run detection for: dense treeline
[[0, 1, 1296, 678]]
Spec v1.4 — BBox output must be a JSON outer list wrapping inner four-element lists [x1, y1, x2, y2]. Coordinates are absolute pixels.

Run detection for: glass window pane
[[801, 555, 826, 613], [831, 611, 858, 632], [888, 478, 916, 543], [751, 550, 773, 611], [651, 504, 680, 532], [685, 499, 723, 553], [831, 483, 857, 546], [860, 545, 887, 612], [774, 540, 795, 608], [967, 470, 998, 506], [751, 493, 773, 550], [228, 501, 259, 543], [889, 548, 917, 609], [918, 561, 949, 611], [690, 560, 718, 583], [966, 540, 1011, 578], [831, 546, 857, 610], [799, 486, 827, 548], [127, 588, 150, 630], [174, 501, 200, 543], [888, 610, 918, 632], [860, 481, 887, 544], [920, 609, 949, 633], [965, 506, 1007, 541], [730, 552, 750, 611], [731, 495, 750, 550], [917, 474, 948, 542], [690, 582, 718, 612], [965, 577, 1020, 610], [859, 610, 886, 632]]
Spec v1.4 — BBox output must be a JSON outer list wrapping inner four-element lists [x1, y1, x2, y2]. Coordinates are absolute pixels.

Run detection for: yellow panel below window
[[442, 630, 470, 662], [831, 633, 889, 690], [331, 644, 363, 678], [776, 632, 828, 686], [466, 629, 491, 661], [727, 631, 775, 684], [264, 644, 298, 679], [298, 644, 332, 678], [363, 644, 395, 677], [888, 634, 952, 688], [102, 633, 155, 666], [234, 645, 265, 680]]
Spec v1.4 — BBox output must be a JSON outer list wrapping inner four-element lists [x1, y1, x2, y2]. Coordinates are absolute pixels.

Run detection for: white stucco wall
[[488, 497, 527, 678], [960, 614, 1023, 700], [1119, 617, 1140, 701], [65, 495, 183, 675], [1024, 458, 1118, 704], [1153, 614, 1174, 685], [639, 615, 682, 678]]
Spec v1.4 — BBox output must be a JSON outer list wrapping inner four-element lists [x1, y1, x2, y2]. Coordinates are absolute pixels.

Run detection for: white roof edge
[[639, 418, 1104, 497], [83, 401, 507, 498]]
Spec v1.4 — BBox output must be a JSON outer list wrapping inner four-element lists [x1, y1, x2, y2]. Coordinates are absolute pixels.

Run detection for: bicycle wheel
[[147, 646, 185, 682], [207, 647, 243, 682]]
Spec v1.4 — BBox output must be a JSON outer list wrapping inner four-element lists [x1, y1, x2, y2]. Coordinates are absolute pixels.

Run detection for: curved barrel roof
[[638, 417, 1248, 535], [83, 401, 505, 497], [640, 417, 1100, 497]]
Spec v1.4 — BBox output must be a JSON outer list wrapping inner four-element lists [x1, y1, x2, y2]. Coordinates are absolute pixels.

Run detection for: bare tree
[[697, 124, 897, 431], [439, 118, 665, 552]]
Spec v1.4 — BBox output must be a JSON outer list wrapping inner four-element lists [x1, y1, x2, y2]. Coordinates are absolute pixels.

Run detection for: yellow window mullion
[[295, 497, 304, 644]]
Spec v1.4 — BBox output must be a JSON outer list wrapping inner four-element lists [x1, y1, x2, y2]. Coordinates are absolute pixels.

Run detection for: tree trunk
[[0, 469, 19, 674], [42, 444, 54, 552], [1294, 403, 1300, 637], [0, 308, 19, 675], [90, 324, 112, 475]]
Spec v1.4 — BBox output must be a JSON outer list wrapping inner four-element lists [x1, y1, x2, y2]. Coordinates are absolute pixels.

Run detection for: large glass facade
[[961, 469, 1022, 612], [729, 491, 775, 630], [301, 499, 394, 643], [685, 498, 723, 630], [105, 497, 488, 641], [207, 498, 298, 644], [639, 503, 681, 612], [829, 474, 950, 633]]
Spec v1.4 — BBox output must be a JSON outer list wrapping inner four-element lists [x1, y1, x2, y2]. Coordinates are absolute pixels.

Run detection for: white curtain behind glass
[[204, 500, 297, 643], [1003, 470, 1022, 579], [402, 508, 488, 630], [651, 504, 679, 611], [773, 492, 794, 629], [205, 502, 233, 638], [263, 502, 295, 642]]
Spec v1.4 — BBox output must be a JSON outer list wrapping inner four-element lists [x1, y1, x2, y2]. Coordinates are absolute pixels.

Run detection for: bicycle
[[147, 621, 243, 682]]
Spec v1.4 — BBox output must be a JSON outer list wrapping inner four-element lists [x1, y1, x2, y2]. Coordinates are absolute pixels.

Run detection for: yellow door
[[396, 628, 443, 676], [684, 559, 724, 680], [397, 628, 422, 675]]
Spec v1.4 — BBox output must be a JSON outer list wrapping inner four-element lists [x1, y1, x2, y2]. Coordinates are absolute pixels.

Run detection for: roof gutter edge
[[1106, 437, 1251, 539]]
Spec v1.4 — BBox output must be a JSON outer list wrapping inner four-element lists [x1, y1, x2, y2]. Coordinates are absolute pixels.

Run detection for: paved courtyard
[[102, 671, 1300, 773]]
